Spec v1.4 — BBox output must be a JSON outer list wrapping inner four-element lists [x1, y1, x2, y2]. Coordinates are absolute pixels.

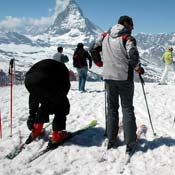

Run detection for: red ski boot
[[25, 123, 44, 144], [47, 130, 72, 149]]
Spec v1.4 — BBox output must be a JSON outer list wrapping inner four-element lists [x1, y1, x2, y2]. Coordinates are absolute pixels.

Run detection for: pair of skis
[[119, 124, 148, 174], [5, 120, 97, 161], [5, 129, 51, 159]]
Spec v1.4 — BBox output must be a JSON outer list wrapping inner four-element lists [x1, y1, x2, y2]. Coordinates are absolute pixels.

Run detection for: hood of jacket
[[109, 24, 131, 38]]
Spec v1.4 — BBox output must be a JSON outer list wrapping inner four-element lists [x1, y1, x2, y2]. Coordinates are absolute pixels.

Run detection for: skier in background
[[73, 43, 92, 92], [159, 47, 174, 85], [25, 59, 71, 149], [53, 46, 69, 64]]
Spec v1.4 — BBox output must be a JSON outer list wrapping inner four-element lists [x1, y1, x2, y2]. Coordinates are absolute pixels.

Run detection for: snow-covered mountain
[[48, 0, 102, 36], [0, 0, 102, 46], [0, 0, 103, 76], [136, 32, 175, 65], [135, 33, 175, 81], [0, 0, 175, 83], [0, 31, 49, 47], [0, 31, 34, 45], [36, 0, 103, 46]]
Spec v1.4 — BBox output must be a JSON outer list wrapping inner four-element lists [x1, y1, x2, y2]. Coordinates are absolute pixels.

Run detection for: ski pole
[[139, 74, 156, 136], [104, 82, 107, 136], [9, 58, 14, 137], [88, 70, 103, 80], [0, 109, 2, 139]]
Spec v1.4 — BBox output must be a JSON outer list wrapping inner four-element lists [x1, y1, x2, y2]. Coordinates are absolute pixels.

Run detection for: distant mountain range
[[0, 0, 174, 82]]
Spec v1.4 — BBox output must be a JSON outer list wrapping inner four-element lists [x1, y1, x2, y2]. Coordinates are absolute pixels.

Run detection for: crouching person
[[25, 59, 71, 149]]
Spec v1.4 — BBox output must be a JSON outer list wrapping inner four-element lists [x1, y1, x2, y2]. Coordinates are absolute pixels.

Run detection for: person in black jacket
[[25, 59, 71, 149], [73, 43, 92, 92]]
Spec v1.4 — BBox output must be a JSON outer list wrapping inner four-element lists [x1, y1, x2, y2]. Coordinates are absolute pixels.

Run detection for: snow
[[1, 80, 175, 175]]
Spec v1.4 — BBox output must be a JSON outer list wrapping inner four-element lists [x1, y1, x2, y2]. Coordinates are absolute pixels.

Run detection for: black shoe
[[107, 141, 114, 150], [126, 142, 137, 155], [107, 138, 123, 150]]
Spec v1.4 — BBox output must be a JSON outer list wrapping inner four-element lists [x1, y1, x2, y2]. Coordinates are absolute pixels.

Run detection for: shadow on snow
[[65, 127, 105, 147], [137, 136, 175, 153]]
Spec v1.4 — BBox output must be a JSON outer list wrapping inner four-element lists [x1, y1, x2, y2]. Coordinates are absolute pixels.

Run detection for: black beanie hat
[[118, 16, 133, 26], [77, 43, 84, 49]]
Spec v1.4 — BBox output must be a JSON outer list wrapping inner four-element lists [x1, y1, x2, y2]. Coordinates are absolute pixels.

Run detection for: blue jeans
[[77, 67, 88, 91]]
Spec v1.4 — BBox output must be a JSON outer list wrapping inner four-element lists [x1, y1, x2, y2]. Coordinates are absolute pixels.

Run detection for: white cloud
[[27, 17, 54, 27], [0, 16, 23, 29], [0, 0, 71, 32], [0, 16, 54, 29]]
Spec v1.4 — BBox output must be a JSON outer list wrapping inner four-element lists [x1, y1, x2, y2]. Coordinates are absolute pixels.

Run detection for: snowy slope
[[0, 81, 175, 175]]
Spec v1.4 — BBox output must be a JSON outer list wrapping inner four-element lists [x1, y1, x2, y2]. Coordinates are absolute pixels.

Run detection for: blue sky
[[0, 0, 174, 34]]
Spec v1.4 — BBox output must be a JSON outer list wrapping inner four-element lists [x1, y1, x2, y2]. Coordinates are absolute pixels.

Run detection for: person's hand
[[135, 67, 144, 75], [27, 116, 34, 130]]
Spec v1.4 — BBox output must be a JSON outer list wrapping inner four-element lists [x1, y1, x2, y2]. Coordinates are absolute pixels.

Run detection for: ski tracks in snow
[[1, 82, 175, 174]]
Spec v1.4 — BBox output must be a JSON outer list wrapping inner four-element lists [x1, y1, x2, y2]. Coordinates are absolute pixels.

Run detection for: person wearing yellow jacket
[[159, 47, 174, 84]]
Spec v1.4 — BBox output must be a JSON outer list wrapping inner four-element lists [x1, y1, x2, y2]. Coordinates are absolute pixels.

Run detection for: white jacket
[[102, 24, 140, 81], [53, 52, 69, 63]]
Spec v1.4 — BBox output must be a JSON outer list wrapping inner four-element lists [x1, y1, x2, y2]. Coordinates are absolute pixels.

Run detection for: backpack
[[89, 32, 108, 67], [73, 52, 81, 68], [89, 44, 103, 67], [73, 49, 86, 68]]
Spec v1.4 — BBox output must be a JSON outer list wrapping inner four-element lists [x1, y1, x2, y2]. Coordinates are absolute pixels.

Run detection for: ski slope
[[0, 81, 175, 175]]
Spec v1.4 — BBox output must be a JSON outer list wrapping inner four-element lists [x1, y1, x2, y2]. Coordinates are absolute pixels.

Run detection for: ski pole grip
[[9, 59, 14, 68]]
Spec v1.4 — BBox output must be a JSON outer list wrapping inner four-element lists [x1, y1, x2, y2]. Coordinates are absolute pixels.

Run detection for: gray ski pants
[[105, 80, 137, 145]]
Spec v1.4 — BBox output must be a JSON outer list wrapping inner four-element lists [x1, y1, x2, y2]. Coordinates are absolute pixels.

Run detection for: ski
[[5, 129, 51, 159], [5, 143, 26, 159], [28, 120, 97, 163], [119, 124, 147, 174]]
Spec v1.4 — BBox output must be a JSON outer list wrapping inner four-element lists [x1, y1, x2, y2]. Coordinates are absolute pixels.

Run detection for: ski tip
[[90, 120, 97, 126], [137, 124, 147, 138]]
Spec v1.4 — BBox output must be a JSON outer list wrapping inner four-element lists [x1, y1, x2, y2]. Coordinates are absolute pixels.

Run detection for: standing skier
[[159, 47, 174, 85], [73, 43, 92, 92], [25, 59, 71, 148], [53, 46, 69, 64], [95, 16, 144, 153]]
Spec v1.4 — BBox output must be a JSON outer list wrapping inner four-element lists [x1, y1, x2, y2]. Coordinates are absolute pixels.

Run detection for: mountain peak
[[48, 0, 102, 42]]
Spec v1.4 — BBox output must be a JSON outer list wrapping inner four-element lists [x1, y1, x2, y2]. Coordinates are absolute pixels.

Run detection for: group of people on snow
[[24, 15, 173, 153]]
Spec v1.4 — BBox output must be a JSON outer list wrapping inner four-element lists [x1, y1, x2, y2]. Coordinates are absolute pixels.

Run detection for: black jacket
[[25, 59, 70, 97], [73, 48, 92, 68]]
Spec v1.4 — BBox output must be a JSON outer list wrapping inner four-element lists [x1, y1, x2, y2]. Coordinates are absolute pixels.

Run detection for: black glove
[[135, 67, 144, 75], [27, 116, 35, 130]]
